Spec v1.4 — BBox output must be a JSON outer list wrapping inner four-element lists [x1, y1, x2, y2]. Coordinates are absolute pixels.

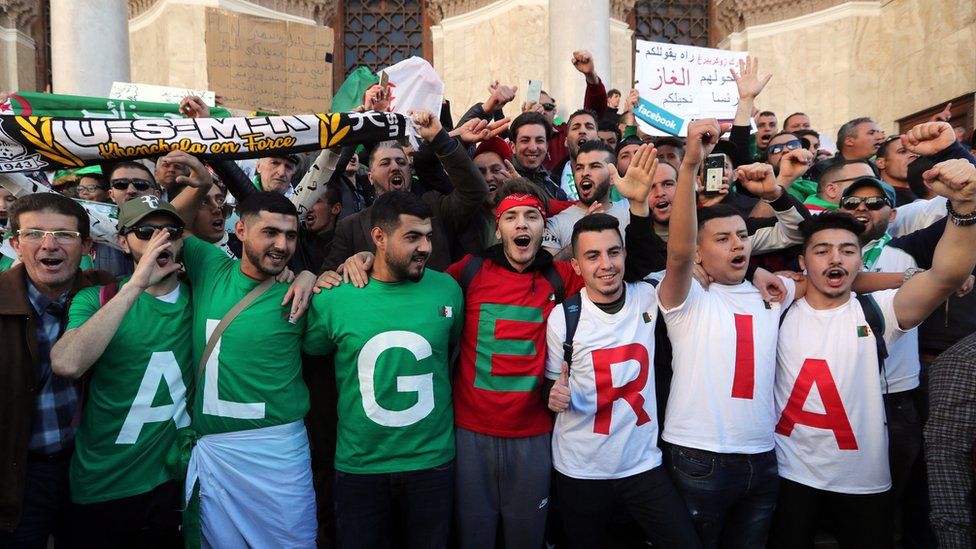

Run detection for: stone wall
[[719, 0, 975, 140], [431, 0, 634, 121], [129, 3, 210, 90]]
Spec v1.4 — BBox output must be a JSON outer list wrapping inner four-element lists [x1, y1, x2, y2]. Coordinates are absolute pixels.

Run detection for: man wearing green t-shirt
[[51, 195, 192, 546], [305, 191, 463, 549], [180, 190, 317, 548]]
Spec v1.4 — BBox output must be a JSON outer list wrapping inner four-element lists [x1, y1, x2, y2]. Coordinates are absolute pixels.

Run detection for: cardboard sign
[[110, 82, 216, 107], [205, 8, 334, 114], [634, 40, 747, 136]]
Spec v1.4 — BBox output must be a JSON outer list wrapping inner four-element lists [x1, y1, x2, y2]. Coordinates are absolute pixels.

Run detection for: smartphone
[[526, 80, 542, 105], [379, 71, 389, 89], [703, 153, 726, 196]]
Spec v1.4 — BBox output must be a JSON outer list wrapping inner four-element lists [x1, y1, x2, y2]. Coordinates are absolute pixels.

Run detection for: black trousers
[[769, 477, 893, 549], [68, 479, 183, 549], [554, 466, 702, 549]]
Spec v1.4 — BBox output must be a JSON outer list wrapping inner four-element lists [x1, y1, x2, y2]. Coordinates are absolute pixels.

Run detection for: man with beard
[[179, 190, 318, 547], [769, 156, 976, 548], [304, 191, 463, 549], [50, 197, 191, 546], [877, 136, 921, 206], [551, 109, 600, 200], [322, 110, 489, 272], [543, 140, 635, 260]]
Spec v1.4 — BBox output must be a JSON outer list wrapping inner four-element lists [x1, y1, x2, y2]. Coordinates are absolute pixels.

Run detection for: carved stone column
[[51, 0, 131, 96], [548, 0, 610, 120], [0, 0, 40, 91]]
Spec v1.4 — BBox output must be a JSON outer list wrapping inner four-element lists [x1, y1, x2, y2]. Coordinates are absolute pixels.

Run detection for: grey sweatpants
[[455, 427, 551, 549]]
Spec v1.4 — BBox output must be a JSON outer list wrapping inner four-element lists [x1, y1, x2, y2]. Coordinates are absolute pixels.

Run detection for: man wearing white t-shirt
[[543, 140, 632, 261], [657, 118, 798, 548], [544, 213, 700, 548], [769, 157, 976, 548]]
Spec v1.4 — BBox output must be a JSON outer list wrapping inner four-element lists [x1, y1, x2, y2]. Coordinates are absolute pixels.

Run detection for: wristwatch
[[903, 267, 925, 282]]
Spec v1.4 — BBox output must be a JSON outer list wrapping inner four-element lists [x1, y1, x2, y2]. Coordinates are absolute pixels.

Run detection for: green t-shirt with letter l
[[181, 236, 309, 435], [66, 278, 193, 504], [304, 271, 463, 474]]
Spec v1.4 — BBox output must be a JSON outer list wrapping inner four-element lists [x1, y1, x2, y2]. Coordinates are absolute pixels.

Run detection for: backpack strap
[[855, 293, 889, 371], [541, 263, 565, 304], [98, 280, 121, 307], [459, 256, 485, 294], [561, 293, 583, 373]]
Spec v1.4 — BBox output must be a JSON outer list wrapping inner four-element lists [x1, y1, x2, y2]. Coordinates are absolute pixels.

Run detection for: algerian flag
[[330, 66, 379, 113], [0, 91, 232, 119], [380, 57, 445, 117]]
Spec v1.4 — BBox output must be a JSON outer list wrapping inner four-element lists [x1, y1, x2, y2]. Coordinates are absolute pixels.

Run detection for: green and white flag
[[1, 91, 232, 119]]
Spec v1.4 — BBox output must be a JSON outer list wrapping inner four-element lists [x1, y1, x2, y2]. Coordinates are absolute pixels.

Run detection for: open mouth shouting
[[156, 250, 174, 267], [824, 267, 848, 288], [577, 177, 595, 199], [266, 249, 287, 266], [38, 256, 65, 273], [730, 254, 748, 269], [652, 199, 671, 215], [513, 234, 532, 251], [389, 172, 406, 190]]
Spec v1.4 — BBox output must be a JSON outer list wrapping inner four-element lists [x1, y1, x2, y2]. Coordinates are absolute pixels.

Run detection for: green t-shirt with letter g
[[181, 236, 309, 435], [304, 271, 463, 474], [66, 278, 193, 504]]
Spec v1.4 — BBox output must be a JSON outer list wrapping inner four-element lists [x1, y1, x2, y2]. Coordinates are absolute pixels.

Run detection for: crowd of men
[[2, 49, 976, 549]]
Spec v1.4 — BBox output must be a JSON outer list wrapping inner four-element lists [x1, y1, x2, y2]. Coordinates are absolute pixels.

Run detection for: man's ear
[[330, 203, 342, 216], [888, 208, 897, 224], [118, 234, 130, 254], [570, 256, 581, 276], [234, 219, 246, 241], [875, 156, 887, 171], [798, 253, 807, 272], [370, 226, 385, 249]]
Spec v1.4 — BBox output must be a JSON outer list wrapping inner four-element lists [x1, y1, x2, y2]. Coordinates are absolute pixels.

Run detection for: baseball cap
[[474, 137, 512, 161], [615, 135, 643, 155], [841, 176, 896, 206], [117, 195, 184, 232]]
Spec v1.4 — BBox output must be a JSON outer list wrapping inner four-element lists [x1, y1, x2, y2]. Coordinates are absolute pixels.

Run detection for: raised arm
[[736, 162, 809, 253], [163, 151, 214, 225], [573, 50, 608, 121], [729, 56, 771, 168], [658, 119, 724, 309], [51, 230, 182, 378], [895, 159, 976, 329]]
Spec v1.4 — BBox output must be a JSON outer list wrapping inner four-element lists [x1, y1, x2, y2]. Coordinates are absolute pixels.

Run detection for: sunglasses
[[111, 178, 154, 191], [767, 139, 802, 156], [542, 103, 556, 112], [840, 196, 890, 211], [123, 225, 184, 241]]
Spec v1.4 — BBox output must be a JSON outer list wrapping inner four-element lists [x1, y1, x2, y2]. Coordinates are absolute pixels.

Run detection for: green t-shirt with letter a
[[181, 236, 309, 435], [304, 270, 463, 474], [66, 278, 193, 504]]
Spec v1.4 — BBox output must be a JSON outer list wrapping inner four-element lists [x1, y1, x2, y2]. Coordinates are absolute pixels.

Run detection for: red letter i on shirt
[[731, 314, 755, 399]]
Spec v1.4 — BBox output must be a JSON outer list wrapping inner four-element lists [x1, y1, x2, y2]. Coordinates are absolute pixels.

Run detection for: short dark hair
[[876, 136, 902, 159], [817, 158, 874, 193], [697, 205, 744, 233], [758, 111, 777, 119], [78, 173, 109, 190], [767, 131, 798, 145], [9, 192, 90, 240], [567, 109, 599, 128], [105, 161, 156, 185], [576, 139, 616, 163], [510, 112, 553, 142], [571, 212, 621, 252], [491, 177, 550, 211], [324, 183, 342, 206], [607, 89, 621, 98], [238, 191, 298, 222], [783, 112, 807, 127], [598, 120, 621, 139], [800, 210, 865, 251], [370, 190, 433, 234], [368, 141, 407, 169], [792, 129, 819, 141]]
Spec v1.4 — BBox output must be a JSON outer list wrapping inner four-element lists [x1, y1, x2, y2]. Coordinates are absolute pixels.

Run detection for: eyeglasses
[[16, 229, 82, 243], [542, 103, 556, 112], [78, 185, 107, 193], [122, 225, 184, 241], [840, 196, 890, 211], [111, 178, 154, 191], [767, 139, 802, 156]]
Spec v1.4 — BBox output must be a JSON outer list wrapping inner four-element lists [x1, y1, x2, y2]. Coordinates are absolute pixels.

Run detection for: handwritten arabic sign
[[0, 111, 407, 173], [110, 82, 217, 107], [634, 40, 747, 136], [205, 8, 334, 114], [0, 91, 232, 120]]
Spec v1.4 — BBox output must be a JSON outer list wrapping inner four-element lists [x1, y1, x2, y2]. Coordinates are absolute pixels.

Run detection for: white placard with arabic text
[[110, 82, 216, 107], [634, 40, 747, 136]]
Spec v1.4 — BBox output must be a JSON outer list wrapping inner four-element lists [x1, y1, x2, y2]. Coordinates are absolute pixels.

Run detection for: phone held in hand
[[703, 153, 726, 196], [526, 80, 542, 105]]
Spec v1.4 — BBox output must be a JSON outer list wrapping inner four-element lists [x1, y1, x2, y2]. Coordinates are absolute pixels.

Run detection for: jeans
[[665, 444, 778, 549], [885, 387, 937, 548], [0, 454, 72, 549], [333, 460, 454, 549], [554, 466, 702, 549], [769, 477, 893, 549]]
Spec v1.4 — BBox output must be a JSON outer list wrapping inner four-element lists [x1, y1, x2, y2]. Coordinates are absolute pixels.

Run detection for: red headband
[[495, 193, 545, 220]]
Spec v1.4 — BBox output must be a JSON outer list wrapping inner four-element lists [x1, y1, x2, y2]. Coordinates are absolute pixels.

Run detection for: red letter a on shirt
[[592, 344, 651, 435], [775, 359, 857, 450]]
